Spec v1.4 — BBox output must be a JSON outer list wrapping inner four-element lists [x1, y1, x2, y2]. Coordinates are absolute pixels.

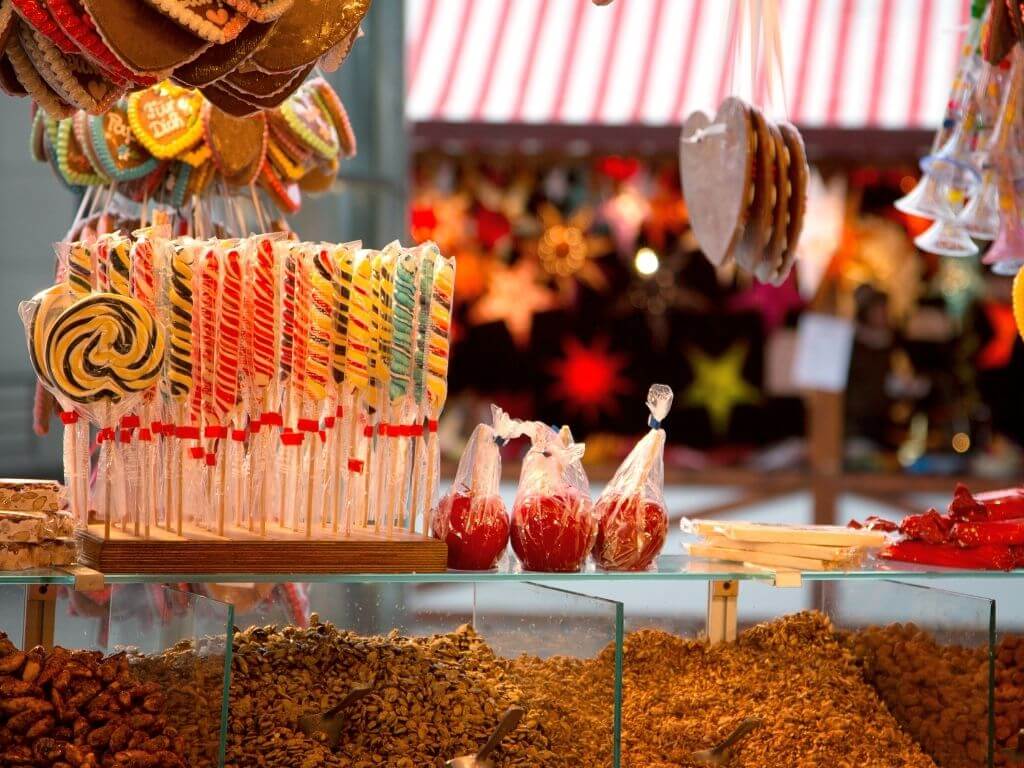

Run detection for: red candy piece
[[964, 486, 1024, 522], [899, 508, 954, 545], [511, 489, 595, 572], [883, 540, 1024, 571], [431, 491, 509, 571], [951, 519, 1024, 547], [592, 494, 667, 571]]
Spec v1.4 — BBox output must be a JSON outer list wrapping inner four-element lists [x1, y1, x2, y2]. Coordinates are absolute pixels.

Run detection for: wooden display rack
[[75, 522, 447, 574]]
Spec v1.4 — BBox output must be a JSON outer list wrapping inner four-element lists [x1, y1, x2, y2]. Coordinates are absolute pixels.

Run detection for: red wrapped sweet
[[511, 487, 594, 572], [592, 384, 673, 571], [432, 491, 510, 571], [510, 424, 595, 572], [430, 405, 524, 571]]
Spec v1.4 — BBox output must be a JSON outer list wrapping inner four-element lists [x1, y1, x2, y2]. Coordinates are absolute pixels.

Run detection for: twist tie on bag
[[491, 405, 525, 449], [59, 411, 79, 425], [646, 383, 674, 429]]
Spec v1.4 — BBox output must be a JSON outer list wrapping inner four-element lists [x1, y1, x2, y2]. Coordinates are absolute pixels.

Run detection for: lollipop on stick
[[347, 251, 375, 530], [327, 243, 356, 533], [213, 246, 244, 536], [387, 248, 420, 533], [408, 244, 435, 532], [304, 247, 334, 537], [196, 247, 221, 529], [369, 246, 396, 533], [44, 293, 165, 540], [422, 253, 455, 539]]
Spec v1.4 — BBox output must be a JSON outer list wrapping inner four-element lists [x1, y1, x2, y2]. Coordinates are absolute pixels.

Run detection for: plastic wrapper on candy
[[593, 384, 673, 571], [432, 405, 524, 570], [510, 422, 594, 572]]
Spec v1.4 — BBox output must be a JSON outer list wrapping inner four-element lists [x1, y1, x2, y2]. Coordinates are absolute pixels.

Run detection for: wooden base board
[[76, 524, 447, 574]]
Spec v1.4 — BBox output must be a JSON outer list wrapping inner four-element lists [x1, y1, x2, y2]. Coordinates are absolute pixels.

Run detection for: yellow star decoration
[[682, 343, 760, 435], [536, 203, 610, 297]]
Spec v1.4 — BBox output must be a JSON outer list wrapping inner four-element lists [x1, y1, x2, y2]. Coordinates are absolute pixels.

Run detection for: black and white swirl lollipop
[[45, 293, 166, 405]]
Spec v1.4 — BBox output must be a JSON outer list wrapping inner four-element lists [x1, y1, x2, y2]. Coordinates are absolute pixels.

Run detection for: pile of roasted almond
[[0, 633, 186, 768]]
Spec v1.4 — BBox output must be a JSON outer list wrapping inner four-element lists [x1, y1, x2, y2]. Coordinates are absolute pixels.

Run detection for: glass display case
[[0, 584, 233, 768], [0, 567, 1012, 768]]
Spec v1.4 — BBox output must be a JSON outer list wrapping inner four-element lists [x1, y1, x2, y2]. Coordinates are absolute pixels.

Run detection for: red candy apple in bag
[[432, 405, 523, 570], [593, 384, 673, 571], [510, 423, 594, 572]]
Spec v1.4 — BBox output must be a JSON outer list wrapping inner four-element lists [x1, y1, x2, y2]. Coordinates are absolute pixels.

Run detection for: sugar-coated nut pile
[[0, 633, 186, 768], [225, 617, 614, 768], [841, 623, 989, 768], [996, 634, 1024, 767], [620, 613, 938, 768]]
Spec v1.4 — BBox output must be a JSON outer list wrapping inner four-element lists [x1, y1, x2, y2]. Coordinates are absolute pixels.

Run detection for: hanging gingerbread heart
[[82, 0, 210, 74], [279, 83, 338, 160], [89, 101, 159, 180], [5, 31, 74, 116], [172, 17, 275, 88], [309, 77, 355, 156], [203, 102, 266, 185], [139, 0, 248, 45], [0, 51, 25, 95], [56, 116, 105, 185], [678, 99, 753, 268], [773, 122, 807, 285], [221, 0, 291, 24], [757, 121, 791, 283], [48, 0, 155, 85], [10, 0, 78, 54], [22, 26, 123, 114], [127, 81, 204, 158], [249, 0, 368, 74]]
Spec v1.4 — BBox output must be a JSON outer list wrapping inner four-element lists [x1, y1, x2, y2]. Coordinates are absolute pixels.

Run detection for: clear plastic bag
[[432, 405, 522, 570], [593, 384, 673, 571], [510, 422, 594, 572]]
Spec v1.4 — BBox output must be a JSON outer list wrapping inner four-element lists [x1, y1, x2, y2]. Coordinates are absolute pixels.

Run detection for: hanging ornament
[[548, 336, 631, 423], [468, 258, 560, 348], [536, 203, 610, 295], [409, 192, 470, 253], [728, 274, 804, 335], [681, 343, 761, 436], [600, 183, 650, 255]]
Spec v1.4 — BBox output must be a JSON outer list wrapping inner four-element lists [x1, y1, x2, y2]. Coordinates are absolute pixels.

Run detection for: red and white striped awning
[[406, 0, 970, 130]]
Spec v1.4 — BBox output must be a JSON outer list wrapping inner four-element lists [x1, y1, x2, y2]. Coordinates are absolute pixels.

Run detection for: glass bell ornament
[[914, 219, 980, 257], [982, 218, 1024, 275], [895, 174, 957, 220], [958, 172, 1000, 240]]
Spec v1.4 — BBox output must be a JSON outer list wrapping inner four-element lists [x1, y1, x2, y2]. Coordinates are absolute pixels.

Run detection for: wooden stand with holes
[[75, 522, 447, 574]]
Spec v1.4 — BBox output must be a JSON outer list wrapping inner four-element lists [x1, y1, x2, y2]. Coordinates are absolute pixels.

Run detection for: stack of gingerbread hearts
[[32, 76, 355, 215], [679, 97, 808, 285], [0, 0, 369, 117]]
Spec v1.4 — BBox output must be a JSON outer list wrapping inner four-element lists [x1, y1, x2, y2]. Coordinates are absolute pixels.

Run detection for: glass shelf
[[7, 554, 1024, 584]]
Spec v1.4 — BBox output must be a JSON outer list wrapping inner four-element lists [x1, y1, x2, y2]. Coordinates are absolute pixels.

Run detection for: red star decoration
[[727, 274, 804, 335], [548, 337, 631, 422], [977, 301, 1018, 370]]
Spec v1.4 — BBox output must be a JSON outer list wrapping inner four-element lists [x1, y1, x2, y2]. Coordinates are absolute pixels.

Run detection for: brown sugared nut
[[0, 651, 26, 674], [141, 694, 164, 714], [0, 675, 42, 697], [108, 723, 130, 752], [0, 695, 53, 715], [25, 715, 54, 739]]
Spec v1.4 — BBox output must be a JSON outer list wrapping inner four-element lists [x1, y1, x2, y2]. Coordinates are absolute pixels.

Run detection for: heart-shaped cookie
[[140, 0, 248, 44], [22, 26, 123, 114], [82, 0, 211, 73], [172, 17, 274, 87], [774, 122, 808, 284], [5, 31, 74, 117], [309, 77, 355, 156], [0, 0, 15, 54], [757, 121, 791, 283], [0, 50, 26, 94], [199, 79, 260, 115], [318, 23, 359, 72], [250, 0, 368, 73], [221, 0, 291, 23], [89, 101, 159, 180], [298, 155, 337, 193], [279, 83, 338, 160], [258, 156, 299, 212], [11, 0, 78, 54], [203, 102, 266, 185], [48, 0, 155, 85], [56, 115, 105, 185], [127, 81, 204, 157], [211, 61, 309, 107], [222, 59, 299, 96], [737, 105, 775, 276], [679, 99, 752, 268], [266, 132, 310, 180]]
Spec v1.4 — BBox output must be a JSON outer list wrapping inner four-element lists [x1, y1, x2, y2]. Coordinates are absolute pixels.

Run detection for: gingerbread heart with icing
[[48, 0, 155, 85], [82, 0, 210, 74], [127, 81, 204, 158], [172, 17, 274, 87], [0, 50, 26, 95], [221, 0, 292, 23], [21, 26, 123, 114], [11, 0, 77, 54], [280, 83, 338, 160], [56, 116, 105, 185], [204, 103, 266, 185], [139, 0, 248, 44], [5, 30, 74, 117], [89, 101, 159, 180], [250, 0, 368, 74]]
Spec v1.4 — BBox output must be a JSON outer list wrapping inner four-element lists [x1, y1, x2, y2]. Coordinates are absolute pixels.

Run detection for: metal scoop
[[297, 684, 373, 747], [690, 717, 763, 766], [446, 706, 525, 768]]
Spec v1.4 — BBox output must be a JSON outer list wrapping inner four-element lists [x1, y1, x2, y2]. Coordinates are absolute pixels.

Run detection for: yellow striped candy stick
[[422, 252, 455, 538]]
